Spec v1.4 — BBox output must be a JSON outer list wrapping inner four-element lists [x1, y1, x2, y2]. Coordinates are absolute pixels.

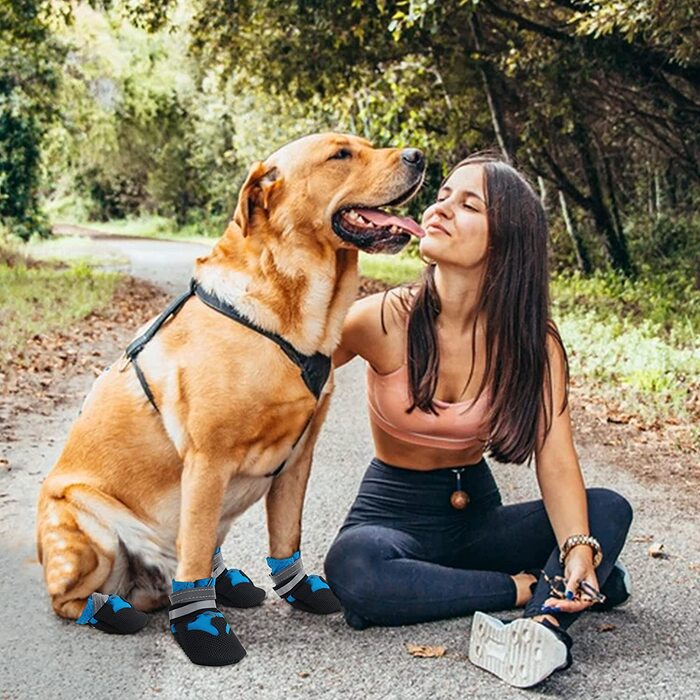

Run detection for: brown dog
[[36, 133, 424, 636]]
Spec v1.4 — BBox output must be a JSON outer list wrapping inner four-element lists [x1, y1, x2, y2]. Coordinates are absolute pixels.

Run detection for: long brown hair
[[386, 153, 569, 464]]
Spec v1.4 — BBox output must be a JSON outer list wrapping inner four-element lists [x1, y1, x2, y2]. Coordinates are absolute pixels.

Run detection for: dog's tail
[[37, 479, 117, 619]]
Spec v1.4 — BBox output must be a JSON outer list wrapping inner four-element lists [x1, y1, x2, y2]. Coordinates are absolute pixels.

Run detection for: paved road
[[1, 235, 698, 699]]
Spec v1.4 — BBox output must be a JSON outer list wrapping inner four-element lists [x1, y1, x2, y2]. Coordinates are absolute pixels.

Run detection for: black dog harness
[[122, 278, 331, 477]]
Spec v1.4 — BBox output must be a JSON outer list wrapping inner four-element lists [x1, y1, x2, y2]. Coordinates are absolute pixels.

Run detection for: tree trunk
[[558, 190, 592, 274], [572, 120, 635, 275], [469, 14, 513, 163], [537, 176, 547, 208]]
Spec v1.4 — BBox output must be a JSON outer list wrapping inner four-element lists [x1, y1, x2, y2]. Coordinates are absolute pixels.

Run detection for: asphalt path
[[1, 235, 698, 699]]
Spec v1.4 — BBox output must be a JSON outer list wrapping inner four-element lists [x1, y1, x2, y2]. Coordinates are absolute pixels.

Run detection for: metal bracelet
[[559, 534, 603, 568]]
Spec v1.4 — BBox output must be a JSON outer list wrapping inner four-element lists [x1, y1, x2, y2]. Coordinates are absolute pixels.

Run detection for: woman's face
[[419, 164, 489, 271]]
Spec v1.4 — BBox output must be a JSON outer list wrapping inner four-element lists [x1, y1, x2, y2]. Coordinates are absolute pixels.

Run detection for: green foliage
[[43, 4, 242, 226], [556, 309, 698, 425], [0, 0, 64, 239], [552, 267, 699, 348]]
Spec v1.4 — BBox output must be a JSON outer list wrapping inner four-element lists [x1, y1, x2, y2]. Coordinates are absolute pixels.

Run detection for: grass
[[0, 247, 119, 364], [551, 268, 699, 429], [359, 252, 423, 286], [66, 215, 218, 245]]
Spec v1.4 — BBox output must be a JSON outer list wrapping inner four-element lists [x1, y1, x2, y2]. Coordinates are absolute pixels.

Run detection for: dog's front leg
[[264, 393, 340, 614], [169, 451, 246, 666], [176, 451, 228, 581]]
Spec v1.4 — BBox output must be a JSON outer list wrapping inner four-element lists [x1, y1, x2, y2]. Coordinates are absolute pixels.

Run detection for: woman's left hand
[[543, 547, 600, 613]]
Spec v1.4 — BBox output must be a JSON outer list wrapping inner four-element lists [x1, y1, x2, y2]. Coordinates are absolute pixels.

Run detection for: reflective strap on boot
[[90, 592, 109, 616], [212, 550, 226, 578], [168, 585, 217, 620], [270, 557, 306, 598]]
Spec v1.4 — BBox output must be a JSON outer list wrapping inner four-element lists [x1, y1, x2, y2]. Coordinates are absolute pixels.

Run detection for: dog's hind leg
[[37, 482, 148, 633]]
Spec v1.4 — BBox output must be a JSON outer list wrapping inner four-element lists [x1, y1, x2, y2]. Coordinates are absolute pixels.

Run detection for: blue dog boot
[[169, 578, 246, 666], [75, 593, 148, 634], [267, 551, 341, 615], [212, 547, 266, 608]]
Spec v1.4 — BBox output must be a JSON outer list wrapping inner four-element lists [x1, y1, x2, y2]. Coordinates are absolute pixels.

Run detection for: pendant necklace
[[450, 468, 470, 510]]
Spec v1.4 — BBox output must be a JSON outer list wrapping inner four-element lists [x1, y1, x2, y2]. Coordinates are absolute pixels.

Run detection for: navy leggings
[[324, 458, 633, 631]]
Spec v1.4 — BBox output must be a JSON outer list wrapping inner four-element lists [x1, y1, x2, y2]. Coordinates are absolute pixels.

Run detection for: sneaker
[[594, 561, 632, 612], [468, 612, 572, 688]]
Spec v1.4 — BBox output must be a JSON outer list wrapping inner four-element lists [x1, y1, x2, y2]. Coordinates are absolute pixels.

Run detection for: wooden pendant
[[450, 490, 470, 510]]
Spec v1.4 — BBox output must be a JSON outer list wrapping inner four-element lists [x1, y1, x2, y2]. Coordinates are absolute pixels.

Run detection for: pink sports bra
[[366, 361, 490, 450]]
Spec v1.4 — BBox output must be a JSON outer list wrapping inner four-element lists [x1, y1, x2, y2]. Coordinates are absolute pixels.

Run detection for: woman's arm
[[332, 292, 396, 369], [535, 331, 598, 613]]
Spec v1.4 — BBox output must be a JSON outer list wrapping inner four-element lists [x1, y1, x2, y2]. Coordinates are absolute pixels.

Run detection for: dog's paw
[[282, 573, 341, 615], [169, 578, 246, 666], [170, 608, 246, 666], [75, 593, 148, 634], [267, 551, 341, 615], [215, 568, 266, 609]]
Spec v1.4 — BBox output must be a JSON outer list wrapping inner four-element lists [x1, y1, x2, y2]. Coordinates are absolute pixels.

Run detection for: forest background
[[1, 0, 698, 452]]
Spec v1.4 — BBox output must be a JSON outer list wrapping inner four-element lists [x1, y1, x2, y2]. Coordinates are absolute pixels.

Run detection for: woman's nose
[[429, 199, 452, 219]]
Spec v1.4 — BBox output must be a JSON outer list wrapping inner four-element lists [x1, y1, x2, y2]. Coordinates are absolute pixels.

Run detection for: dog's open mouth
[[332, 207, 425, 254]]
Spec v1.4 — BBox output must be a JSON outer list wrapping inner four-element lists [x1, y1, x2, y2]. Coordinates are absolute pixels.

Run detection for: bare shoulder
[[544, 320, 569, 402], [334, 287, 411, 368], [545, 321, 568, 371]]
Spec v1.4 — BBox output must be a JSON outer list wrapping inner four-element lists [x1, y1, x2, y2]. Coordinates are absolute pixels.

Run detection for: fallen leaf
[[648, 543, 667, 559], [631, 535, 654, 543], [597, 623, 616, 632], [406, 644, 446, 658], [298, 671, 311, 678], [606, 412, 632, 424]]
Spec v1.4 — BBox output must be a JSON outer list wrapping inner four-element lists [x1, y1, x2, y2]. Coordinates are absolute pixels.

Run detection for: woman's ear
[[232, 162, 282, 237]]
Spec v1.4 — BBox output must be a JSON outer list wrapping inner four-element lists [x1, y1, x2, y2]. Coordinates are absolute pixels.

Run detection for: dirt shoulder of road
[[0, 276, 169, 446], [1, 275, 697, 510]]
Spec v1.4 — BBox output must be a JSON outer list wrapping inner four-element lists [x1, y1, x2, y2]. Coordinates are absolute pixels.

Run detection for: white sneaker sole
[[468, 612, 568, 688]]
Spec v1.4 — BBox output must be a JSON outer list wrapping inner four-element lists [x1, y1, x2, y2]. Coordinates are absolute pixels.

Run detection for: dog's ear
[[233, 162, 282, 238]]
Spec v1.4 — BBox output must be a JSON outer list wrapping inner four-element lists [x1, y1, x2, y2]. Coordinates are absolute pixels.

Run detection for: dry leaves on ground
[[405, 644, 447, 658], [0, 276, 169, 442], [648, 543, 668, 559]]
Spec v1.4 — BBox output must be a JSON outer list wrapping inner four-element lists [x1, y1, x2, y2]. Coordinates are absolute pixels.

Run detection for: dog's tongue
[[355, 209, 425, 238]]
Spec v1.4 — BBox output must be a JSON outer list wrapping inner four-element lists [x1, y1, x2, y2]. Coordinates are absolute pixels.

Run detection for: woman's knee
[[324, 529, 382, 603], [586, 487, 633, 530]]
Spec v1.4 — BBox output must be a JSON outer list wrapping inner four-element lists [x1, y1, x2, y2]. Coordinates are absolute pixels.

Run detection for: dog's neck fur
[[194, 221, 359, 357]]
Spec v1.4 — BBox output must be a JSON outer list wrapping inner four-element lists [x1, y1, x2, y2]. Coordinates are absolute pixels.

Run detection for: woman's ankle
[[512, 573, 538, 607], [531, 613, 560, 627]]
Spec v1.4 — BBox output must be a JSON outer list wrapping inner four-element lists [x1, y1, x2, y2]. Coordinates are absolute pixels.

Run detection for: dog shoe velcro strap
[[212, 550, 266, 609], [169, 579, 246, 666], [270, 557, 341, 615], [75, 592, 148, 634]]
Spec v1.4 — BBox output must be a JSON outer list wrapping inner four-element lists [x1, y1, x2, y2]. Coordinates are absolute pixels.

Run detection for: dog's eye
[[328, 148, 352, 161]]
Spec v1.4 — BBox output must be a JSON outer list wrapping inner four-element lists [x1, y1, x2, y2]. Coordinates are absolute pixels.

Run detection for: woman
[[324, 154, 633, 688]]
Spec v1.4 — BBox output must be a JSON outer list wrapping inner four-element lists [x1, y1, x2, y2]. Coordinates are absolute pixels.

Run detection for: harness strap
[[124, 282, 195, 363], [131, 356, 159, 414], [121, 278, 330, 478], [192, 281, 331, 400]]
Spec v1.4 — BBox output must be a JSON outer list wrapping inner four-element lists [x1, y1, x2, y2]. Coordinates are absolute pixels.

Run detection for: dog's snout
[[401, 148, 425, 170]]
